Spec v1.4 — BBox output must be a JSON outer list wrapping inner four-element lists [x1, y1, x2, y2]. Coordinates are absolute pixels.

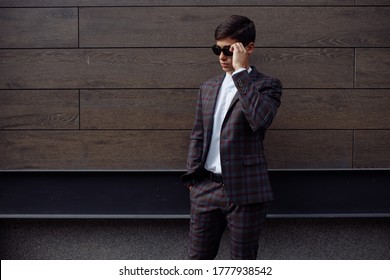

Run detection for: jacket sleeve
[[181, 85, 205, 185], [233, 71, 282, 132]]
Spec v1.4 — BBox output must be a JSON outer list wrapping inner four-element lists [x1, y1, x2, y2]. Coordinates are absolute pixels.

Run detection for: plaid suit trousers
[[189, 178, 269, 260]]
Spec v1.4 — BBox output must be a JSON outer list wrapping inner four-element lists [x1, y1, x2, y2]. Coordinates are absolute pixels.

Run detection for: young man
[[182, 15, 282, 259]]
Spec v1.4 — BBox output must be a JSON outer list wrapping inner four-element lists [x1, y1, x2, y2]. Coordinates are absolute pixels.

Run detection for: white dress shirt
[[205, 67, 251, 174]]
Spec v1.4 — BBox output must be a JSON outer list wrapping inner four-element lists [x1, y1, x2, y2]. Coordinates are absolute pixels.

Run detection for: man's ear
[[246, 42, 255, 55]]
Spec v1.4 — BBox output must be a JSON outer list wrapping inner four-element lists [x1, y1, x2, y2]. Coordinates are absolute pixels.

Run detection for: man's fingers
[[230, 42, 245, 53]]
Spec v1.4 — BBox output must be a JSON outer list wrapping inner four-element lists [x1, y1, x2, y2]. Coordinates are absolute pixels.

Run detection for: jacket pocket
[[243, 154, 266, 166]]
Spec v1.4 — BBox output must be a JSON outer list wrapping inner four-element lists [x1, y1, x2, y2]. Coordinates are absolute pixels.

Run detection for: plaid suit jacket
[[182, 67, 282, 205]]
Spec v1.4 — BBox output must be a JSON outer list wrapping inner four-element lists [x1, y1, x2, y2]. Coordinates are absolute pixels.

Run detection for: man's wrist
[[232, 67, 247, 76]]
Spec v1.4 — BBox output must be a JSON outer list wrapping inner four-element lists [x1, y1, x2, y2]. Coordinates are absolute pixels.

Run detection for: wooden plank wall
[[0, 0, 389, 170]]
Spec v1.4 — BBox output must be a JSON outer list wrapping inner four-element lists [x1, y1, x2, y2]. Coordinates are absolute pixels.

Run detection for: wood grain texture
[[253, 48, 354, 88], [0, 130, 189, 170], [356, 48, 390, 88], [0, 48, 353, 89], [265, 130, 353, 169], [0, 49, 216, 89], [0, 2, 388, 172], [354, 130, 390, 168], [357, 0, 390, 5], [0, 8, 78, 48], [0, 130, 353, 170], [0, 1, 356, 8], [80, 89, 197, 129], [79, 7, 390, 48], [79, 89, 390, 130], [0, 90, 79, 129], [271, 89, 390, 129]]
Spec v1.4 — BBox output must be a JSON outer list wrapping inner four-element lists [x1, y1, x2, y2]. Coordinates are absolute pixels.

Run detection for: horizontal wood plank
[[0, 130, 189, 170], [0, 90, 79, 129], [265, 130, 353, 169], [356, 0, 390, 5], [79, 89, 390, 130], [0, 49, 217, 89], [253, 48, 353, 88], [0, 130, 353, 170], [0, 1, 356, 8], [0, 48, 353, 89], [271, 89, 390, 129], [354, 130, 390, 168], [80, 89, 197, 129], [356, 48, 390, 88], [0, 8, 78, 48], [79, 7, 390, 48]]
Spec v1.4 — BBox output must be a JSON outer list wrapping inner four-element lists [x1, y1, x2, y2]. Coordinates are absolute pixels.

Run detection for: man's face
[[215, 37, 238, 74]]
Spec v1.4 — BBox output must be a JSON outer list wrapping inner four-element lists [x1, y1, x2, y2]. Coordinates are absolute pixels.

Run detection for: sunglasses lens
[[212, 45, 221, 55], [222, 49, 233, 56], [212, 45, 233, 56]]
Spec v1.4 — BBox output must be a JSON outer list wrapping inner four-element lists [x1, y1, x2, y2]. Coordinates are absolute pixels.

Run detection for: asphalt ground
[[1, 218, 389, 260]]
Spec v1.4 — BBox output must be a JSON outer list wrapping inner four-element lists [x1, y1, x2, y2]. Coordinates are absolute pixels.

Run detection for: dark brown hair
[[214, 15, 256, 45]]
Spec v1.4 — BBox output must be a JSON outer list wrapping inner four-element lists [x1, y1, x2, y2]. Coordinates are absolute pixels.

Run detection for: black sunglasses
[[212, 45, 233, 56]]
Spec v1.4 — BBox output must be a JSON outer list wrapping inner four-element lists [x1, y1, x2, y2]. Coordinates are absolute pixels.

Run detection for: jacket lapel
[[204, 74, 224, 127], [202, 74, 224, 161]]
